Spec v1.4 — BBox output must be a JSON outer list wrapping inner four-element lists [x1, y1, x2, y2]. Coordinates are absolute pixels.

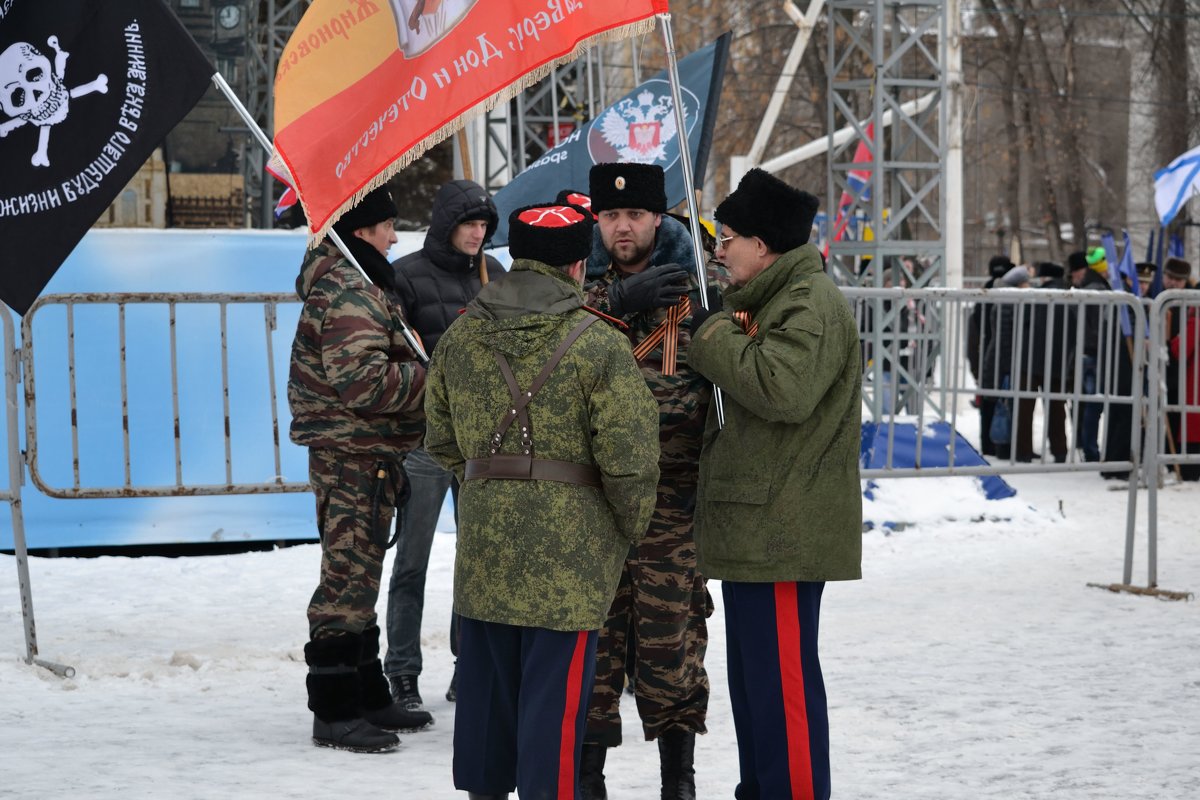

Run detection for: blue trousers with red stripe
[[453, 616, 597, 800], [723, 580, 830, 800]]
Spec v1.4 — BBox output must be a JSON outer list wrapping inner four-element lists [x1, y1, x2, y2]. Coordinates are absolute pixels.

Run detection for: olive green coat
[[689, 244, 862, 583], [424, 260, 660, 631]]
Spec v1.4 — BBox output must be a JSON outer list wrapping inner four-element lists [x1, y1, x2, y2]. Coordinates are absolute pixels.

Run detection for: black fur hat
[[1037, 262, 1064, 279], [332, 186, 397, 235], [988, 254, 1015, 278], [588, 163, 666, 214], [1165, 257, 1192, 280], [508, 203, 595, 266], [1066, 251, 1089, 273], [555, 189, 595, 219], [715, 168, 820, 254]]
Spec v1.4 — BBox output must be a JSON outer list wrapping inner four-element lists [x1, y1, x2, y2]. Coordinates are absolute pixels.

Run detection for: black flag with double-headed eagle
[[0, 0, 213, 314]]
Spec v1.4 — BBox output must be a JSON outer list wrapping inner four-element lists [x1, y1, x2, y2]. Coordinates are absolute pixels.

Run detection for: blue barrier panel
[[0, 228, 463, 550]]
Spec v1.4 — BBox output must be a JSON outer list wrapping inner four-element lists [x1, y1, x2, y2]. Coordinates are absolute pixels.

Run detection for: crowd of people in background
[[967, 250, 1199, 479]]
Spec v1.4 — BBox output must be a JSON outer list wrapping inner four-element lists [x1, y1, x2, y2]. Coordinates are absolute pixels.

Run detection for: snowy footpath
[[3, 471, 1199, 799]]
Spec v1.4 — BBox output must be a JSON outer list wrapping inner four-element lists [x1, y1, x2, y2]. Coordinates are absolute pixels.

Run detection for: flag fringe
[[303, 17, 659, 247]]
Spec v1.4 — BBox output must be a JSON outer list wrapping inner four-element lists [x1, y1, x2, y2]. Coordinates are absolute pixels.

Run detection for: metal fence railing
[[844, 285, 1197, 596], [5, 287, 1196, 676], [7, 292, 309, 675], [20, 292, 307, 499]]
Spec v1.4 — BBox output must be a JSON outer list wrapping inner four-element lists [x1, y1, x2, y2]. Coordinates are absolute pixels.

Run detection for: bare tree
[[977, 0, 1028, 253]]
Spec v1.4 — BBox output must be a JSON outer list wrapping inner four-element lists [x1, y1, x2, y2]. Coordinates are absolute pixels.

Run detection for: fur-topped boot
[[305, 632, 399, 753]]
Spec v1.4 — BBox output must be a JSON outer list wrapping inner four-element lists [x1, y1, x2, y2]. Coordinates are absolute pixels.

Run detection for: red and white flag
[[271, 0, 669, 241]]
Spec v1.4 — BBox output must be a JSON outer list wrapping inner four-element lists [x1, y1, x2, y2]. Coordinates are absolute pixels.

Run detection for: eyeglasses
[[716, 233, 739, 248]]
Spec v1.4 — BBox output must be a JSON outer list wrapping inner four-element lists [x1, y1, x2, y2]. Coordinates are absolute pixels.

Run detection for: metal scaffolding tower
[[479, 52, 608, 196], [242, 0, 311, 228], [827, 0, 948, 417]]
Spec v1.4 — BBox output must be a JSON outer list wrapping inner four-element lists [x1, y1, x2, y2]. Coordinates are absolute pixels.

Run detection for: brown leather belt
[[464, 455, 602, 488]]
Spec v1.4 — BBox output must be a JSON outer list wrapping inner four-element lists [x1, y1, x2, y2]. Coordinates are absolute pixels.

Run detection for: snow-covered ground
[[3, 469, 1199, 799]]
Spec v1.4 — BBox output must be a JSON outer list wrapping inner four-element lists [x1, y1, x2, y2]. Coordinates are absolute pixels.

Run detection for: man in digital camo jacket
[[424, 202, 660, 800], [288, 187, 432, 753]]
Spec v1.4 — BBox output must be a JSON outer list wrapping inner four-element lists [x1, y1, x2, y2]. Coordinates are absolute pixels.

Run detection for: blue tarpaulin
[[860, 420, 1017, 501]]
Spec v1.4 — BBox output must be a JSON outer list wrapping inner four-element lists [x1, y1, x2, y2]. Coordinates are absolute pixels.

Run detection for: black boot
[[579, 743, 609, 800], [658, 730, 696, 800], [446, 659, 458, 702], [357, 625, 434, 732], [305, 633, 399, 753]]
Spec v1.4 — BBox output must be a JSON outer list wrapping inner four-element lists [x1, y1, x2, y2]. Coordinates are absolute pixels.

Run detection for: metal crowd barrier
[[5, 288, 1195, 676], [6, 292, 307, 675], [1145, 289, 1200, 591], [21, 292, 307, 498], [844, 285, 1197, 597]]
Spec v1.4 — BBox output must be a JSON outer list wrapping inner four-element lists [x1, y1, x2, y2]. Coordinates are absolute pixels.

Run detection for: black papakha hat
[[715, 168, 820, 254], [1067, 251, 1089, 272], [332, 186, 397, 235], [1037, 262, 1065, 279], [588, 163, 666, 214], [1165, 257, 1192, 280], [555, 189, 595, 219], [989, 254, 1015, 277], [507, 203, 595, 266]]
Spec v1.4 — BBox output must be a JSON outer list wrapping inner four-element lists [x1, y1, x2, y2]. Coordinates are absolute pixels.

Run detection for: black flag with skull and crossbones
[[0, 0, 213, 315], [1, 36, 109, 166]]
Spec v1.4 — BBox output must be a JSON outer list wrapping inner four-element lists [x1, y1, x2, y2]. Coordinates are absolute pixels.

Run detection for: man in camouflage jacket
[[424, 202, 659, 800], [288, 187, 430, 753], [577, 163, 713, 800]]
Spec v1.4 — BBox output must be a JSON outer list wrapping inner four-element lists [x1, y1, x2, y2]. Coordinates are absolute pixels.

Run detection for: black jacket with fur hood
[[391, 180, 505, 355]]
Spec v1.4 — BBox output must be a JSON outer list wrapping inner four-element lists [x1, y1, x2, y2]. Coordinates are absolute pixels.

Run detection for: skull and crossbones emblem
[[0, 36, 108, 167]]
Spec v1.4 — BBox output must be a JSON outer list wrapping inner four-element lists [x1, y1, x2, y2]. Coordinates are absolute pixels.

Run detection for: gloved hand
[[689, 286, 724, 335], [607, 263, 689, 317]]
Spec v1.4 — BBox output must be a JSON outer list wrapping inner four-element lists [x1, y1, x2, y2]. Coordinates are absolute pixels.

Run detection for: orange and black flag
[[269, 0, 669, 243]]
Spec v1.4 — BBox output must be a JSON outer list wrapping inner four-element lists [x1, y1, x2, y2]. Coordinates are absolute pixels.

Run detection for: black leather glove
[[608, 263, 689, 317], [689, 286, 724, 335]]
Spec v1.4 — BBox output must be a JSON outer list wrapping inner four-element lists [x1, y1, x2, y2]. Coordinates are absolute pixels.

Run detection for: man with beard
[[579, 162, 713, 800]]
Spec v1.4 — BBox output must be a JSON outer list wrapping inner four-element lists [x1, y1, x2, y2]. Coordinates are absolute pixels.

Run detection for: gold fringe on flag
[[303, 17, 660, 246]]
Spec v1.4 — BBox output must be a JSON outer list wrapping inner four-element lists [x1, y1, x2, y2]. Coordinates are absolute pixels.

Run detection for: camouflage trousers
[[584, 481, 713, 745], [307, 449, 404, 641]]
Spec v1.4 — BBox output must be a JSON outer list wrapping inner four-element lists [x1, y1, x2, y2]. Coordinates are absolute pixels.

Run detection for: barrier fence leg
[[4, 307, 74, 677]]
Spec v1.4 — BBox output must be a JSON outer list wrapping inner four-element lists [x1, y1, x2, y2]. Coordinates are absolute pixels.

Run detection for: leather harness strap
[[464, 314, 603, 489]]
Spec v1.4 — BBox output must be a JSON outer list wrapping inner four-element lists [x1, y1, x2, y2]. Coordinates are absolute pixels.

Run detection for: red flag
[[826, 122, 874, 256], [271, 0, 669, 240]]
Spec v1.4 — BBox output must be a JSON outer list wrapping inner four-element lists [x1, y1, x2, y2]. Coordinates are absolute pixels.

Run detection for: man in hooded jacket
[[384, 179, 505, 714]]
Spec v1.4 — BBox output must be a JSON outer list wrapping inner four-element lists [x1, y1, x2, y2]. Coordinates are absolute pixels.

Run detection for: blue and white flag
[[1101, 231, 1142, 337], [1154, 144, 1200, 226], [490, 33, 730, 246]]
